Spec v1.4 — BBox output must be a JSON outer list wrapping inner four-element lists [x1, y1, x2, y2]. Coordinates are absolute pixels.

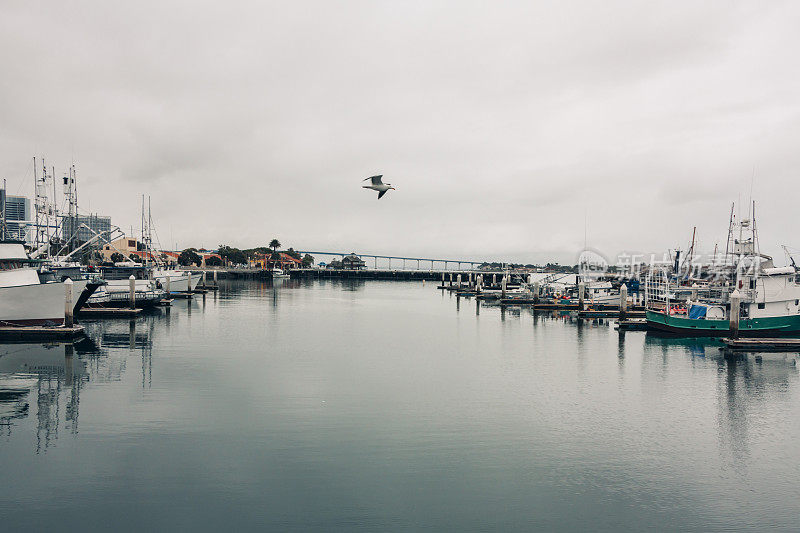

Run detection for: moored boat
[[645, 208, 800, 336], [0, 241, 90, 326]]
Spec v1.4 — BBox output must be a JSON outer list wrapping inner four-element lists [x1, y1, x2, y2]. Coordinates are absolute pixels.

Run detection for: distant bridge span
[[296, 251, 496, 271]]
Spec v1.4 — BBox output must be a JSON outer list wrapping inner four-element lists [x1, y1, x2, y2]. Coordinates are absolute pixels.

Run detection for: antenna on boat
[[1, 178, 8, 242], [782, 245, 797, 269]]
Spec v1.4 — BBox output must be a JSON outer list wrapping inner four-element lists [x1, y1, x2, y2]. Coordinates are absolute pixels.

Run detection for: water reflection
[[0, 343, 87, 449], [644, 332, 720, 358], [0, 314, 159, 449]]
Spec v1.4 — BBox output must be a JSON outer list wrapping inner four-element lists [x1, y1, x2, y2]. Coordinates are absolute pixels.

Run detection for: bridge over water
[[296, 250, 494, 271]]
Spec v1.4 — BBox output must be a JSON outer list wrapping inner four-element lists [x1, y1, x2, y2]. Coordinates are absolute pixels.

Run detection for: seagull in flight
[[362, 175, 396, 199]]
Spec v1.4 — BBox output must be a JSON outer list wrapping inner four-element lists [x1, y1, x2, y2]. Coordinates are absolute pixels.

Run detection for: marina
[[2, 2, 800, 530], [2, 279, 800, 531]]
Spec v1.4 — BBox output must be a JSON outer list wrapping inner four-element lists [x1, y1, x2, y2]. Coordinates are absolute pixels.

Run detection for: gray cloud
[[1, 1, 799, 264]]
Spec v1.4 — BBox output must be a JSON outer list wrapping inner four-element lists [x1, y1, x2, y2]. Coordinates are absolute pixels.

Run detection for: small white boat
[[0, 241, 88, 326], [153, 269, 202, 293], [271, 268, 290, 279]]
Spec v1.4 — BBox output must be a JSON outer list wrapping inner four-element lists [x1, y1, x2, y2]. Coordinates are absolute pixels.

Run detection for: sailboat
[[139, 196, 201, 294]]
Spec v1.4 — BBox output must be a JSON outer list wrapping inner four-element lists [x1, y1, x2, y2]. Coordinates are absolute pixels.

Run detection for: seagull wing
[[363, 175, 384, 186], [378, 189, 388, 199]]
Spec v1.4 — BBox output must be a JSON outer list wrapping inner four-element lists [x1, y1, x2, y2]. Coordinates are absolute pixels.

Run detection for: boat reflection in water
[[0, 316, 156, 448], [0, 343, 88, 449]]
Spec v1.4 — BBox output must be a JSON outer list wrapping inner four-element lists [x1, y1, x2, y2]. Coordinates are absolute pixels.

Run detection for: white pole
[[730, 289, 741, 339], [620, 283, 628, 318], [64, 279, 74, 327], [129, 275, 136, 309]]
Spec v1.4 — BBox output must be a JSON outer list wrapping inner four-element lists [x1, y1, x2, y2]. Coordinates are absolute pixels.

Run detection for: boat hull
[[0, 280, 88, 327], [153, 271, 202, 293], [646, 310, 800, 337]]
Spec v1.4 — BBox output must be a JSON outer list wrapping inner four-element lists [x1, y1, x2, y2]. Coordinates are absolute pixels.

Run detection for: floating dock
[[578, 309, 646, 319], [616, 318, 649, 331], [720, 338, 800, 352], [169, 292, 193, 299], [0, 325, 85, 341], [77, 308, 143, 318]]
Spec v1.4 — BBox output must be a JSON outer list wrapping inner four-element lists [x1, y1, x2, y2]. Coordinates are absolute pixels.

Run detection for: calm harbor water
[[1, 279, 800, 531]]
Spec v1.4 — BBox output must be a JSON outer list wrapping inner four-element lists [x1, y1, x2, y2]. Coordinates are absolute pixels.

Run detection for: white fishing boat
[[0, 241, 89, 326], [153, 268, 202, 293], [85, 263, 165, 308], [271, 268, 290, 279]]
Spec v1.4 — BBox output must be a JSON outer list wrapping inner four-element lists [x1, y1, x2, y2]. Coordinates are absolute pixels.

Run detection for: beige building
[[101, 237, 140, 262]]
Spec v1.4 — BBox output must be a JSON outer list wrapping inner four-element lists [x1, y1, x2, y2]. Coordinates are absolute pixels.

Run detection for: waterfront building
[[2, 194, 31, 242], [251, 252, 302, 271], [62, 214, 112, 244], [101, 236, 141, 262], [341, 253, 366, 270]]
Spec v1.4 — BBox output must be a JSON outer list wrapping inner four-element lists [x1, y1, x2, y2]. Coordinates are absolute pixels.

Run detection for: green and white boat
[[645, 208, 800, 337]]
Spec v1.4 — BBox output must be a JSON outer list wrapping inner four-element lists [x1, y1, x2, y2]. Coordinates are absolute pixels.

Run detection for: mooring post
[[202, 271, 207, 288], [64, 278, 74, 327], [187, 272, 192, 293], [449, 273, 453, 286], [165, 275, 171, 295], [533, 281, 540, 304], [457, 274, 462, 288], [442, 272, 445, 287], [501, 275, 507, 299], [578, 282, 585, 310], [129, 275, 136, 309], [468, 272, 473, 288], [729, 289, 741, 340], [213, 269, 218, 286], [492, 273, 497, 286], [620, 283, 628, 320]]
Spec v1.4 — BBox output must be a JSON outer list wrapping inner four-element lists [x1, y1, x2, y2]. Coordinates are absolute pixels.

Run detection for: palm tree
[[269, 239, 281, 252]]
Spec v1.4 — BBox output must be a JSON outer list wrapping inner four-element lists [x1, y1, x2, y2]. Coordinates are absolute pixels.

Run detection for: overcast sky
[[1, 1, 799, 265]]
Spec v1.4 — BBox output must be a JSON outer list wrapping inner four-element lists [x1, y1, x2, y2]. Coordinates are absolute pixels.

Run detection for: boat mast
[[724, 202, 734, 261], [1, 179, 8, 242]]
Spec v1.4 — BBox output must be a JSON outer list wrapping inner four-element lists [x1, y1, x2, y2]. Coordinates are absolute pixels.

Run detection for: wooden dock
[[77, 308, 143, 318], [0, 325, 85, 341], [616, 318, 649, 331], [169, 292, 193, 299], [578, 310, 646, 319], [720, 338, 800, 352]]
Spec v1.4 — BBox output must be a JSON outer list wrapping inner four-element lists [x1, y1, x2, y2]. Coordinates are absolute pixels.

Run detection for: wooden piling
[[578, 282, 585, 311], [129, 275, 136, 309], [729, 289, 741, 340], [64, 279, 74, 328], [619, 283, 628, 321]]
